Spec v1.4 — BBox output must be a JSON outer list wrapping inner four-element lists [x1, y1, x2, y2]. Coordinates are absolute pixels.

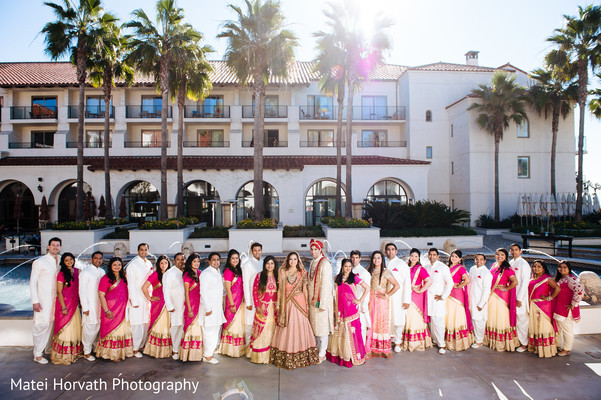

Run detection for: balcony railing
[[242, 140, 288, 148], [8, 142, 54, 148], [183, 140, 230, 147], [126, 106, 172, 118], [68, 105, 115, 119], [184, 105, 230, 118], [357, 140, 407, 148], [66, 141, 112, 148], [124, 141, 171, 148], [299, 106, 405, 121], [299, 140, 346, 147], [242, 105, 288, 118], [10, 105, 57, 120]]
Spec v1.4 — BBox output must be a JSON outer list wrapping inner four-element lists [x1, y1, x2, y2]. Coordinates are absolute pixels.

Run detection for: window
[[307, 95, 333, 118], [517, 120, 529, 138], [450, 124, 454, 137], [426, 146, 433, 159], [366, 180, 408, 205], [86, 95, 112, 117], [141, 96, 161, 116], [31, 131, 54, 148], [425, 110, 432, 122], [361, 130, 388, 147], [141, 130, 161, 147], [518, 156, 530, 178], [85, 130, 112, 148], [197, 129, 224, 147], [31, 96, 57, 118], [305, 180, 346, 225], [249, 129, 280, 147], [361, 96, 387, 119], [203, 95, 224, 117], [307, 130, 334, 147]]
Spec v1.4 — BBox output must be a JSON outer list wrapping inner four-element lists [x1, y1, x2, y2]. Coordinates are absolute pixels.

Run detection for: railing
[[183, 140, 230, 147], [125, 106, 172, 118], [242, 140, 288, 148], [8, 142, 53, 148], [68, 105, 115, 119], [10, 106, 57, 119], [242, 105, 288, 118], [66, 141, 112, 148], [299, 140, 346, 147], [299, 106, 406, 121], [357, 140, 407, 148], [184, 105, 230, 118], [124, 141, 171, 148]]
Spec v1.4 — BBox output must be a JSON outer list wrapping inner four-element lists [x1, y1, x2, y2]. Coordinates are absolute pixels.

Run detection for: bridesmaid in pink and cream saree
[[179, 253, 203, 362], [528, 260, 560, 358], [51, 253, 82, 365], [554, 261, 584, 357], [96, 257, 134, 361], [445, 250, 474, 351], [327, 259, 370, 367], [142, 255, 172, 358], [247, 256, 278, 364], [219, 250, 247, 358], [483, 248, 520, 352], [402, 248, 433, 352]]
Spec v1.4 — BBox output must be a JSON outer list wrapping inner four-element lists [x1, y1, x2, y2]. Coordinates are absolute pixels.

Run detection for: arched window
[[123, 181, 159, 223], [425, 110, 432, 122], [184, 181, 222, 226], [236, 181, 279, 222], [305, 180, 346, 225], [366, 180, 409, 205], [58, 182, 92, 222], [0, 182, 37, 229]]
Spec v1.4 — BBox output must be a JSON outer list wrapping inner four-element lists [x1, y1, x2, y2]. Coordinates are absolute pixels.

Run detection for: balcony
[[299, 140, 346, 147], [68, 105, 115, 119], [242, 105, 288, 119], [124, 141, 171, 148], [8, 142, 54, 149], [66, 141, 112, 148], [10, 105, 57, 120], [184, 105, 230, 118], [126, 106, 172, 119], [357, 140, 407, 148], [183, 140, 230, 147], [242, 140, 288, 148], [299, 106, 405, 121]]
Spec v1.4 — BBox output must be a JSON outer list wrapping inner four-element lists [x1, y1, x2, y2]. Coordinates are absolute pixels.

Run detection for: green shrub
[[477, 214, 520, 229], [237, 218, 278, 229], [139, 217, 199, 230], [283, 225, 325, 237], [321, 217, 370, 228], [364, 200, 470, 229], [52, 220, 107, 230], [190, 226, 231, 238], [103, 227, 131, 239], [381, 227, 477, 237]]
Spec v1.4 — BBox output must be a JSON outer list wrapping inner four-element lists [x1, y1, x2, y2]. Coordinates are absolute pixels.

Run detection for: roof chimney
[[465, 51, 479, 66]]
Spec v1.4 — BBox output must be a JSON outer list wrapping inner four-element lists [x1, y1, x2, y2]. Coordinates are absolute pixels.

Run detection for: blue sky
[[1, 0, 600, 186]]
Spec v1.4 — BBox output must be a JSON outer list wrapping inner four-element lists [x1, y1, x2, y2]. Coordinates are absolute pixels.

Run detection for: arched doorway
[[58, 182, 92, 222], [0, 182, 37, 232], [236, 181, 279, 222], [123, 181, 160, 223], [305, 180, 346, 225], [184, 181, 222, 226], [365, 179, 409, 205]]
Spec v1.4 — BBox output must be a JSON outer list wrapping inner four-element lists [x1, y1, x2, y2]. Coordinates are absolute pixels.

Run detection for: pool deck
[[1, 334, 601, 400]]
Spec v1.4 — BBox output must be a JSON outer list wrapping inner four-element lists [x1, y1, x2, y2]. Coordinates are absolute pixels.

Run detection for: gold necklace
[[287, 268, 297, 284]]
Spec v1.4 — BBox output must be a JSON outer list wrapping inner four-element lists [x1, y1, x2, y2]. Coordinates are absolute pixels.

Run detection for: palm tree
[[126, 0, 196, 220], [548, 4, 601, 220], [529, 66, 577, 196], [88, 19, 133, 219], [218, 0, 297, 220], [468, 71, 527, 222], [42, 0, 107, 222], [170, 33, 213, 218]]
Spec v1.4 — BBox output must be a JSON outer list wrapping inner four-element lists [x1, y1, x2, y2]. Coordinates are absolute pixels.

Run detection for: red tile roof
[[409, 62, 516, 73], [0, 155, 429, 171]]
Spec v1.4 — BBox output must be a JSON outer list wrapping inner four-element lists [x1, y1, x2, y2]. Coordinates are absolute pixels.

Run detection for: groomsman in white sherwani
[[423, 248, 453, 355], [127, 243, 153, 358], [384, 243, 411, 353], [242, 242, 263, 344], [163, 252, 186, 360], [199, 252, 226, 364], [509, 243, 531, 352], [79, 251, 105, 361], [468, 253, 492, 348], [30, 237, 61, 364], [350, 250, 371, 342]]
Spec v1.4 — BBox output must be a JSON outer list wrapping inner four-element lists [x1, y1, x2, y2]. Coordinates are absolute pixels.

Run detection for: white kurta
[[126, 256, 153, 325], [241, 255, 262, 326], [468, 264, 493, 321], [30, 253, 59, 325], [387, 257, 411, 327], [424, 260, 453, 317], [510, 256, 531, 315], [163, 267, 185, 327], [199, 267, 226, 327], [79, 265, 106, 325], [352, 264, 371, 328]]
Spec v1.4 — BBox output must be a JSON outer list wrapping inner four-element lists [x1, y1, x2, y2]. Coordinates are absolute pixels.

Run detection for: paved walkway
[[2, 335, 601, 399]]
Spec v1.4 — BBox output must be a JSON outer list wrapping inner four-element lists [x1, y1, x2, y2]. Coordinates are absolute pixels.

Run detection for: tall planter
[[229, 226, 283, 254], [322, 225, 381, 253], [129, 226, 195, 255]]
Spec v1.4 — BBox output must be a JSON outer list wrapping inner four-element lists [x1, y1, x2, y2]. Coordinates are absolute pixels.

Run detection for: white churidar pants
[[555, 312, 575, 351], [82, 322, 100, 355], [429, 316, 446, 348], [472, 319, 486, 344], [32, 323, 53, 358], [316, 335, 329, 358], [170, 324, 184, 353], [516, 313, 529, 346], [393, 324, 405, 345], [131, 323, 149, 351], [203, 326, 221, 358]]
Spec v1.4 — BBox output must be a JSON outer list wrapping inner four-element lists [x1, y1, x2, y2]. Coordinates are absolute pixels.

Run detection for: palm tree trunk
[[103, 68, 113, 219], [575, 61, 587, 221], [344, 83, 354, 219], [160, 58, 169, 221], [253, 82, 265, 220], [550, 105, 559, 197], [335, 83, 344, 218], [76, 35, 87, 223], [494, 133, 500, 222], [177, 78, 186, 218]]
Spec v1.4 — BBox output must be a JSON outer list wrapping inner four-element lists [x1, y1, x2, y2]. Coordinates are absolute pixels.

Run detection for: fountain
[[165, 241, 182, 254], [0, 244, 41, 256]]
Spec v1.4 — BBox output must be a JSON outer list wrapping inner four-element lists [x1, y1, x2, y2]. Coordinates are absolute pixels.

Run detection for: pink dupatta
[[333, 276, 366, 366], [98, 275, 128, 339], [410, 264, 430, 323], [490, 264, 517, 327], [450, 265, 473, 331], [223, 268, 244, 330], [529, 274, 556, 330], [147, 271, 165, 331], [54, 269, 79, 334], [183, 273, 200, 333], [249, 274, 277, 352]]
